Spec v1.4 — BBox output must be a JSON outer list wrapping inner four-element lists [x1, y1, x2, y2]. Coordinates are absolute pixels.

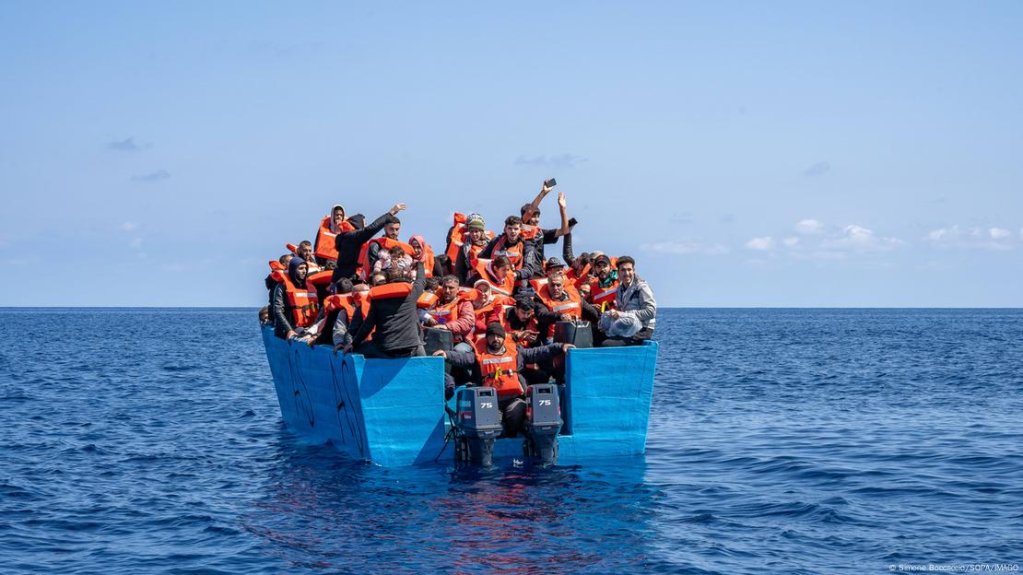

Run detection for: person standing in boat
[[520, 184, 572, 266], [313, 204, 354, 268], [331, 203, 406, 284], [271, 257, 318, 340], [434, 322, 573, 434], [346, 260, 427, 358], [597, 256, 656, 347], [451, 213, 493, 283]]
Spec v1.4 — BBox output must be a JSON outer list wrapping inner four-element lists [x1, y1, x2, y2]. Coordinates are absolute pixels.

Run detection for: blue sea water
[[1, 308, 1021, 575]]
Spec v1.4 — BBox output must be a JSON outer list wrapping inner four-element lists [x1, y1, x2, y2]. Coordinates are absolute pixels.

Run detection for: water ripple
[[1, 308, 1021, 574]]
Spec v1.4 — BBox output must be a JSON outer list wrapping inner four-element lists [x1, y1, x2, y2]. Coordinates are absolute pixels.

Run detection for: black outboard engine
[[523, 383, 563, 466], [453, 387, 502, 467]]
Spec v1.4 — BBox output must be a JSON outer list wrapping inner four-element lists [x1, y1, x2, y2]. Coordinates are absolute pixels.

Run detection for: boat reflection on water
[[243, 440, 660, 574]]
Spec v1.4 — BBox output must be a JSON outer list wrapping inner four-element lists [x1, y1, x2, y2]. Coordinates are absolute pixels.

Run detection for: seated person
[[597, 256, 656, 347], [422, 275, 476, 353], [468, 255, 517, 297], [296, 240, 323, 273], [470, 280, 512, 337], [534, 270, 585, 342], [434, 322, 573, 432], [500, 295, 542, 348]]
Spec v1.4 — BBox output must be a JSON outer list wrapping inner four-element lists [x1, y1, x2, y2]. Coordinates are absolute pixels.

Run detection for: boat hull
[[261, 326, 658, 466]]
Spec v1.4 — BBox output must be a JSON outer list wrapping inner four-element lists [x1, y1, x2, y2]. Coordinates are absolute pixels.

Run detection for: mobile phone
[[568, 217, 578, 227], [544, 178, 557, 188]]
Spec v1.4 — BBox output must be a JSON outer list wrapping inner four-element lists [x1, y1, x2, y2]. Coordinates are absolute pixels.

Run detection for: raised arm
[[521, 181, 553, 224]]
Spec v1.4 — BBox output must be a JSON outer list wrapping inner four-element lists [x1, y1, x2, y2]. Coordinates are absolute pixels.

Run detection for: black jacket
[[479, 235, 540, 281], [352, 262, 426, 352], [332, 212, 399, 282], [271, 282, 293, 338]]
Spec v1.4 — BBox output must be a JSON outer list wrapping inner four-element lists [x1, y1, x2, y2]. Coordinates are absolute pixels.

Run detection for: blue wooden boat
[[261, 325, 658, 466]]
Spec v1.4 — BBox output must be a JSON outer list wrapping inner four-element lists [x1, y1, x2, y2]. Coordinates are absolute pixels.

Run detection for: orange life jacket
[[588, 277, 620, 311], [537, 284, 582, 318], [268, 260, 287, 284], [308, 293, 357, 338], [489, 235, 525, 269], [519, 224, 540, 242], [474, 336, 524, 399], [281, 275, 319, 328], [430, 296, 464, 326], [444, 212, 469, 264], [566, 263, 591, 290], [357, 238, 416, 280], [417, 290, 439, 309], [313, 216, 355, 261], [536, 283, 583, 338], [472, 294, 512, 330], [445, 213, 494, 271], [323, 293, 357, 319], [349, 291, 374, 340], [368, 282, 413, 301], [306, 270, 334, 287], [473, 259, 516, 297]]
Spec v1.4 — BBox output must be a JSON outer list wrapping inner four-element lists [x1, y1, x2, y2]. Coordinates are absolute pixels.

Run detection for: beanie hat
[[466, 213, 485, 231], [486, 322, 506, 338], [348, 214, 366, 230]]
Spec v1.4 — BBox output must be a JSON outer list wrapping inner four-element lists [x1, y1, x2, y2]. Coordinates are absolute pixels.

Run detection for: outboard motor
[[523, 383, 563, 466], [453, 387, 502, 467]]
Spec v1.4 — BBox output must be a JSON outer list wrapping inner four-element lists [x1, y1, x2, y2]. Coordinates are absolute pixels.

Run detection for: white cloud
[[745, 237, 774, 251], [641, 240, 729, 256], [926, 225, 1015, 251], [819, 225, 903, 253], [783, 237, 799, 247], [795, 219, 824, 235]]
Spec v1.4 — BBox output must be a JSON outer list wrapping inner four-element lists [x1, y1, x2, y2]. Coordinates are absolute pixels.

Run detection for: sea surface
[[1, 308, 1021, 575]]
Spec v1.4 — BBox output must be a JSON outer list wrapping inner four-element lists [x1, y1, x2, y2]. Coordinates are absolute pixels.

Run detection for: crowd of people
[[260, 181, 657, 433]]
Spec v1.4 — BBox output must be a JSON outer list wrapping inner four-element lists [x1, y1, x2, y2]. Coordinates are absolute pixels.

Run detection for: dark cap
[[594, 254, 612, 267], [545, 256, 565, 270], [348, 214, 366, 230], [486, 322, 506, 338]]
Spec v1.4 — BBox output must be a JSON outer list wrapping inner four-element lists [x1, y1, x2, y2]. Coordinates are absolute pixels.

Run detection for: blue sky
[[1, 1, 1021, 307]]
